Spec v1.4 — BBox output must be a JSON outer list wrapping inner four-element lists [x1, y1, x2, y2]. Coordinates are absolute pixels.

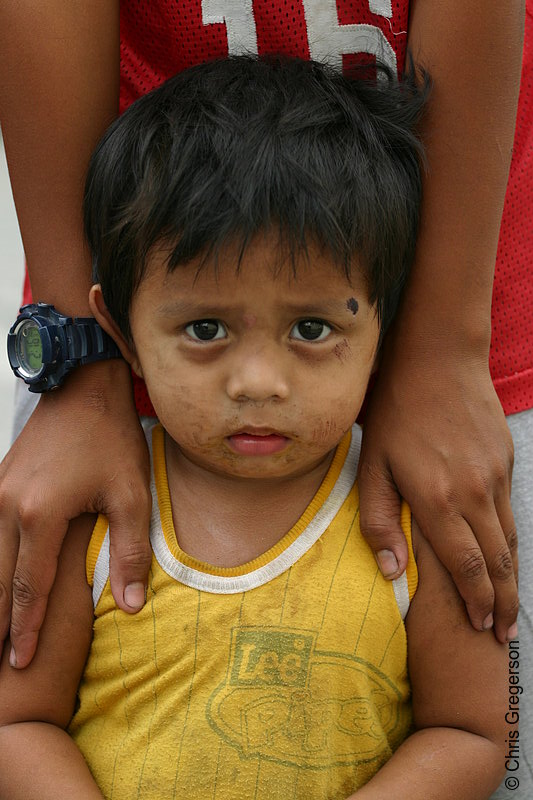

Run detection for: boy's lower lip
[[226, 433, 290, 455]]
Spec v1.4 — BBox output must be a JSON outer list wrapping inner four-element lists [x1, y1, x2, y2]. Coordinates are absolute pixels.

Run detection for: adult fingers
[[488, 488, 519, 644], [415, 511, 496, 633], [481, 425, 518, 632], [428, 467, 518, 642], [9, 515, 66, 669], [0, 519, 18, 651], [416, 494, 518, 642], [107, 481, 152, 614], [358, 458, 409, 579]]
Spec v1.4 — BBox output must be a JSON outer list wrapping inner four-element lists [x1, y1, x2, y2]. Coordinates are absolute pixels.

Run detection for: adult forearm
[[402, 0, 524, 354], [349, 727, 504, 800], [357, 3, 524, 636], [0, 1, 119, 315], [0, 5, 152, 661], [0, 722, 103, 799]]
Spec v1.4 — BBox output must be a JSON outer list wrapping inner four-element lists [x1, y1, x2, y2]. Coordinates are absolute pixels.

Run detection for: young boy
[[0, 56, 508, 799]]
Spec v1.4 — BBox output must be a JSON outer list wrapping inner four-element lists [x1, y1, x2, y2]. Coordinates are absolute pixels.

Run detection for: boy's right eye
[[185, 320, 227, 341]]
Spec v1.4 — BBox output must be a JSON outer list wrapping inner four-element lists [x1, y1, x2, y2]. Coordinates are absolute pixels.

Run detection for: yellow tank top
[[69, 423, 417, 799]]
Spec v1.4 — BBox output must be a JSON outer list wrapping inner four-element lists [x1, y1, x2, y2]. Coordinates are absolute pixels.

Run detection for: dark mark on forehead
[[346, 297, 359, 315]]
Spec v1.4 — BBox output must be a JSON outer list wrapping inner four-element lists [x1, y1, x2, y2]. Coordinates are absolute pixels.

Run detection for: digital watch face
[[14, 319, 43, 378]]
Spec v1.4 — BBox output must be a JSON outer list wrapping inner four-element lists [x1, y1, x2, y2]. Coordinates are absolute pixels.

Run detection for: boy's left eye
[[290, 319, 332, 342], [185, 319, 227, 341]]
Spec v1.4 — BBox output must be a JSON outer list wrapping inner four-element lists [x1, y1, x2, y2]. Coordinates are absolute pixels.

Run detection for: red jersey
[[490, 1, 533, 414], [119, 0, 410, 113]]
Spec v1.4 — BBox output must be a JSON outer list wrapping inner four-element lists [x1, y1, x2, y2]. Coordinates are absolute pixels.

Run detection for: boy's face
[[120, 234, 380, 480]]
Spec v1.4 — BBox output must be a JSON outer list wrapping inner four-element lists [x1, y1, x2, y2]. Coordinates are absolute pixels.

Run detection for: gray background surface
[[0, 132, 26, 458]]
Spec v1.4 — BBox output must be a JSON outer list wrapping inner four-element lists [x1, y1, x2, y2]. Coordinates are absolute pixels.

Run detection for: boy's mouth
[[226, 430, 290, 456]]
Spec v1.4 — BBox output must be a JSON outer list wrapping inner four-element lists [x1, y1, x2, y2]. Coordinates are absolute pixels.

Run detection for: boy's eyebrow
[[281, 299, 361, 316], [156, 298, 361, 318], [155, 299, 227, 317]]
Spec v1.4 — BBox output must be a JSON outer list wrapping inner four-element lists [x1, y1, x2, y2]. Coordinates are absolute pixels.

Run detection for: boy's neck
[[164, 436, 337, 568]]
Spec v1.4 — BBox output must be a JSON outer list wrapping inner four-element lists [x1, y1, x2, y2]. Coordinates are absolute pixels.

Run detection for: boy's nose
[[225, 344, 290, 403]]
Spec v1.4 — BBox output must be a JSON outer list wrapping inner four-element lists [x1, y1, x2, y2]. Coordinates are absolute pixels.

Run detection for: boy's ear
[[89, 285, 143, 378]]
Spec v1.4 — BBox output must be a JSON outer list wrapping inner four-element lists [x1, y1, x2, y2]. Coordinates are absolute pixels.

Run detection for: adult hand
[[358, 339, 517, 644], [0, 360, 152, 668]]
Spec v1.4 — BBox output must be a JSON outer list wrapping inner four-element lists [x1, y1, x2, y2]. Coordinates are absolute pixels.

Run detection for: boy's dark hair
[[85, 55, 428, 338]]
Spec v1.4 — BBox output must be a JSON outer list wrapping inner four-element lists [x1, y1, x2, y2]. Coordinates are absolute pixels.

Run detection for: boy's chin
[[166, 438, 336, 482]]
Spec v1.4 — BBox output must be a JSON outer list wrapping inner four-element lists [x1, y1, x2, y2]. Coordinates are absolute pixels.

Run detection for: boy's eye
[[185, 320, 227, 341], [290, 319, 332, 342]]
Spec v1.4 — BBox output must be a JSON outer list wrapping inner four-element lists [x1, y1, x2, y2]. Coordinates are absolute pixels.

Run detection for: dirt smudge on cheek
[[310, 418, 340, 446], [334, 339, 351, 361]]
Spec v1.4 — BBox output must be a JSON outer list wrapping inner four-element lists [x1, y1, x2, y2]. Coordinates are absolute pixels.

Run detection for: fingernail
[[482, 613, 494, 630], [124, 582, 146, 610], [506, 623, 518, 641], [9, 647, 16, 668], [376, 550, 399, 578]]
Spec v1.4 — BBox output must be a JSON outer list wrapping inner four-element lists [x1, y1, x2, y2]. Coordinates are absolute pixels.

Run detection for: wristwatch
[[7, 303, 122, 392]]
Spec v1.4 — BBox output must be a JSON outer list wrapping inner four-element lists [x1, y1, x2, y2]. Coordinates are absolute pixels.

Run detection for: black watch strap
[[66, 318, 122, 364]]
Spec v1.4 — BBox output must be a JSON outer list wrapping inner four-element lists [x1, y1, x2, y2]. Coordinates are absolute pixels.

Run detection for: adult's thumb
[[106, 495, 152, 613], [358, 461, 408, 579]]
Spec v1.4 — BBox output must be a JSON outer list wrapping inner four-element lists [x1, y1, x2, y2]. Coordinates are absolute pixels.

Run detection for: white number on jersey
[[302, 0, 396, 71], [201, 0, 397, 73], [202, 0, 259, 54]]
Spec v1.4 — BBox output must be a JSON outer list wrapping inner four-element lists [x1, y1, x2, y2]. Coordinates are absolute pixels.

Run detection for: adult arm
[[347, 520, 508, 799], [0, 1, 152, 668], [0, 516, 103, 798], [359, 0, 524, 643]]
